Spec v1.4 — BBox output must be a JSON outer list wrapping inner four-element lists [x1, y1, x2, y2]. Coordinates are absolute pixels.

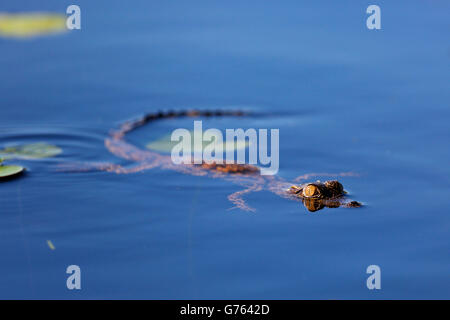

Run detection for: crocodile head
[[289, 180, 360, 212]]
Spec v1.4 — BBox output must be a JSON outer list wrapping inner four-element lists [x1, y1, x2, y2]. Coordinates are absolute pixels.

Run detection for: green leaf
[[0, 143, 62, 160], [0, 165, 24, 178], [146, 131, 249, 154]]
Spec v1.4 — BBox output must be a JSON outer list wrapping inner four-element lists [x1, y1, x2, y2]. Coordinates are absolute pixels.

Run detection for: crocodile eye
[[303, 184, 320, 197]]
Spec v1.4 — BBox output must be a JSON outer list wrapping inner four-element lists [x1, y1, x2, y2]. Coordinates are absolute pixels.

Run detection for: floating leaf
[[0, 164, 24, 178], [0, 13, 67, 38], [47, 240, 55, 250], [0, 143, 62, 160], [146, 131, 249, 154]]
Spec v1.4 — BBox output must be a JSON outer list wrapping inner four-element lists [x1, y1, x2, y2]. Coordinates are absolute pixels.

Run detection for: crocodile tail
[[111, 109, 248, 139]]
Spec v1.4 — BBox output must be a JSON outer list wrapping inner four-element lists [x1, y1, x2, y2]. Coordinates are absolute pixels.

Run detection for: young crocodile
[[63, 110, 362, 212]]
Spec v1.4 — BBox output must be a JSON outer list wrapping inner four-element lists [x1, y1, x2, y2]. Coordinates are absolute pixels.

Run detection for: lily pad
[[0, 143, 62, 160], [0, 13, 67, 38], [146, 131, 249, 154], [0, 164, 24, 179]]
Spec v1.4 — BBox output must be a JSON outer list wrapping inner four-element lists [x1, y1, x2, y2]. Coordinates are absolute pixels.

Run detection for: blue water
[[0, 0, 449, 299]]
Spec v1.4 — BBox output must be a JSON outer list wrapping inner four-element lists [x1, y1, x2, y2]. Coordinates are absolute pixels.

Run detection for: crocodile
[[62, 110, 362, 212]]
